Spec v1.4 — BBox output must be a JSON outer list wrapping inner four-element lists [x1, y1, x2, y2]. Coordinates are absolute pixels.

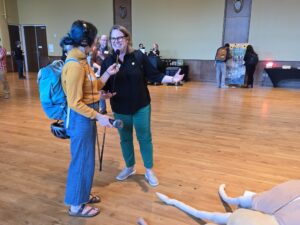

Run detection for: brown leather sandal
[[88, 194, 101, 204]]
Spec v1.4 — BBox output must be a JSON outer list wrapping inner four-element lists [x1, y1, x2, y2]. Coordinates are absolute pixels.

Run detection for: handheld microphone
[[115, 49, 120, 68], [109, 118, 123, 129]]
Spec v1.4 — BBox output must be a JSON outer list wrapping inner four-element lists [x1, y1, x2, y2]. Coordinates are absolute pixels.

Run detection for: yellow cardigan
[[61, 48, 104, 119]]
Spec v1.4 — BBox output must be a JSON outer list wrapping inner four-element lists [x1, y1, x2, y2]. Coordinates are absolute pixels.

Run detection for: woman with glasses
[[100, 25, 184, 187]]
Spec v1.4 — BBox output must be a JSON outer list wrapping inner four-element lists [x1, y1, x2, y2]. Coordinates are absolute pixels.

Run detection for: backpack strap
[[63, 57, 80, 129], [65, 57, 79, 64], [66, 107, 71, 129]]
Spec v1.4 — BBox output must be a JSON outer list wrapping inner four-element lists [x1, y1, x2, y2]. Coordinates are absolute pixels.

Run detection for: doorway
[[8, 25, 20, 72], [22, 25, 49, 72]]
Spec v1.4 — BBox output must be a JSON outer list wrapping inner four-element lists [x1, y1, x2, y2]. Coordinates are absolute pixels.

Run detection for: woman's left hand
[[173, 68, 185, 83]]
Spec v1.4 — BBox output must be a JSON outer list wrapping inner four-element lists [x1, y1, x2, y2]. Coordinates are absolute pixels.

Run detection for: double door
[[8, 25, 48, 72]]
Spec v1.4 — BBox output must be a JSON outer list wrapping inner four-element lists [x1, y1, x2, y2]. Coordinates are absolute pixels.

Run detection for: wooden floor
[[1, 73, 300, 225]]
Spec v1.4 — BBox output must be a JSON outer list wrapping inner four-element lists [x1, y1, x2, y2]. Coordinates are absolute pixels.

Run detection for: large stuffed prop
[[157, 180, 300, 225]]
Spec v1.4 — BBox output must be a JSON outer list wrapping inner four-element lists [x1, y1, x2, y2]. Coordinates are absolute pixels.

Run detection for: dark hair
[[60, 20, 98, 48], [246, 45, 257, 55], [224, 43, 230, 47]]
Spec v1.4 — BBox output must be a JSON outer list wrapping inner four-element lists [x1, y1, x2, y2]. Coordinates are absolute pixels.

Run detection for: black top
[[148, 49, 160, 57], [243, 52, 258, 66], [14, 46, 23, 60], [101, 50, 165, 114]]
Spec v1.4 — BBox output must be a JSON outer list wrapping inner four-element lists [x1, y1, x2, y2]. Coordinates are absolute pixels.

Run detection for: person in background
[[100, 25, 184, 187], [0, 39, 9, 99], [138, 43, 146, 54], [148, 43, 160, 57], [215, 43, 230, 88], [91, 35, 111, 114], [14, 41, 25, 79], [243, 45, 259, 88], [60, 20, 119, 218]]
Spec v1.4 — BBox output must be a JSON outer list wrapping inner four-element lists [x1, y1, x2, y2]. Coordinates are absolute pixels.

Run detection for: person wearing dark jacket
[[243, 45, 259, 88], [100, 25, 184, 187], [14, 41, 25, 79]]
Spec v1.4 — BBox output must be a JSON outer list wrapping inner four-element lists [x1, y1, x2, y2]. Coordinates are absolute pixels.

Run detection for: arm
[[219, 184, 254, 208], [0, 48, 6, 60], [64, 63, 100, 119], [142, 53, 184, 84], [65, 63, 113, 127], [156, 192, 231, 224], [98, 63, 119, 86], [161, 68, 184, 84], [100, 58, 114, 92]]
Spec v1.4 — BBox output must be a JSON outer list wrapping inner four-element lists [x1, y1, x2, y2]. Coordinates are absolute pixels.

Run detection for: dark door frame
[[20, 24, 48, 72]]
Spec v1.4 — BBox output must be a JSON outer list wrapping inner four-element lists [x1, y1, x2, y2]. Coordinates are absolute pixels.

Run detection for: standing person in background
[[100, 25, 184, 187], [243, 45, 259, 88], [14, 41, 25, 79], [91, 35, 110, 114], [215, 43, 230, 88], [0, 39, 9, 99], [148, 43, 160, 57], [60, 20, 119, 218]]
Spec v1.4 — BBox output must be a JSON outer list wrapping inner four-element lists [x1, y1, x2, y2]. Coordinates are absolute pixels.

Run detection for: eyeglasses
[[110, 36, 125, 42]]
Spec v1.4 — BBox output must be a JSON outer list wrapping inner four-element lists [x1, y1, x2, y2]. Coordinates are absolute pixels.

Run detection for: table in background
[[265, 68, 300, 87], [165, 65, 189, 81]]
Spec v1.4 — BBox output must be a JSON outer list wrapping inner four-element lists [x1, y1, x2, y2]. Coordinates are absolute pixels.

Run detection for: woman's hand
[[173, 68, 185, 83], [100, 91, 117, 100], [96, 113, 113, 128], [106, 63, 119, 76], [100, 64, 120, 83]]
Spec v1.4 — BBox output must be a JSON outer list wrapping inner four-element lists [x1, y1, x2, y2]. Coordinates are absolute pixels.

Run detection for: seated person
[[148, 43, 160, 57]]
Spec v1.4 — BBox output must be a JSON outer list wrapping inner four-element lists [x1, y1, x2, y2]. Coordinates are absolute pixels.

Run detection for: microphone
[[109, 118, 123, 129], [115, 49, 120, 68]]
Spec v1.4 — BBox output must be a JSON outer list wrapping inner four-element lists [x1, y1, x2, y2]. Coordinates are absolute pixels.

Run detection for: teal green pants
[[114, 104, 153, 169]]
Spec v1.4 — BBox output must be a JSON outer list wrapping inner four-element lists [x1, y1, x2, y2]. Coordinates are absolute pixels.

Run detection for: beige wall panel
[[250, 0, 300, 61], [132, 0, 225, 60], [17, 0, 114, 56], [6, 0, 19, 24]]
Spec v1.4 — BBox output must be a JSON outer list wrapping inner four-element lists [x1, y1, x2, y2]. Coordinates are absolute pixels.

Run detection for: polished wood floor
[[1, 73, 300, 225]]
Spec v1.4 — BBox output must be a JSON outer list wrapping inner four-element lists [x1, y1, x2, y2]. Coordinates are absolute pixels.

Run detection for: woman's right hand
[[96, 113, 113, 128], [106, 63, 119, 76]]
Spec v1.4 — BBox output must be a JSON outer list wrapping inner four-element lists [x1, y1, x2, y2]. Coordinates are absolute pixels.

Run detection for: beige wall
[[132, 0, 225, 60], [17, 0, 113, 56], [11, 0, 300, 61], [0, 0, 19, 53], [250, 0, 300, 61]]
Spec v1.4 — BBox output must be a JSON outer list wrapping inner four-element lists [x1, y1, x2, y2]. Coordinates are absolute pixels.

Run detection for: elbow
[[67, 101, 79, 110]]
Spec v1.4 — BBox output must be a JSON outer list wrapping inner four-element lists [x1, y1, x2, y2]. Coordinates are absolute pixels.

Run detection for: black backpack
[[247, 53, 258, 65]]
